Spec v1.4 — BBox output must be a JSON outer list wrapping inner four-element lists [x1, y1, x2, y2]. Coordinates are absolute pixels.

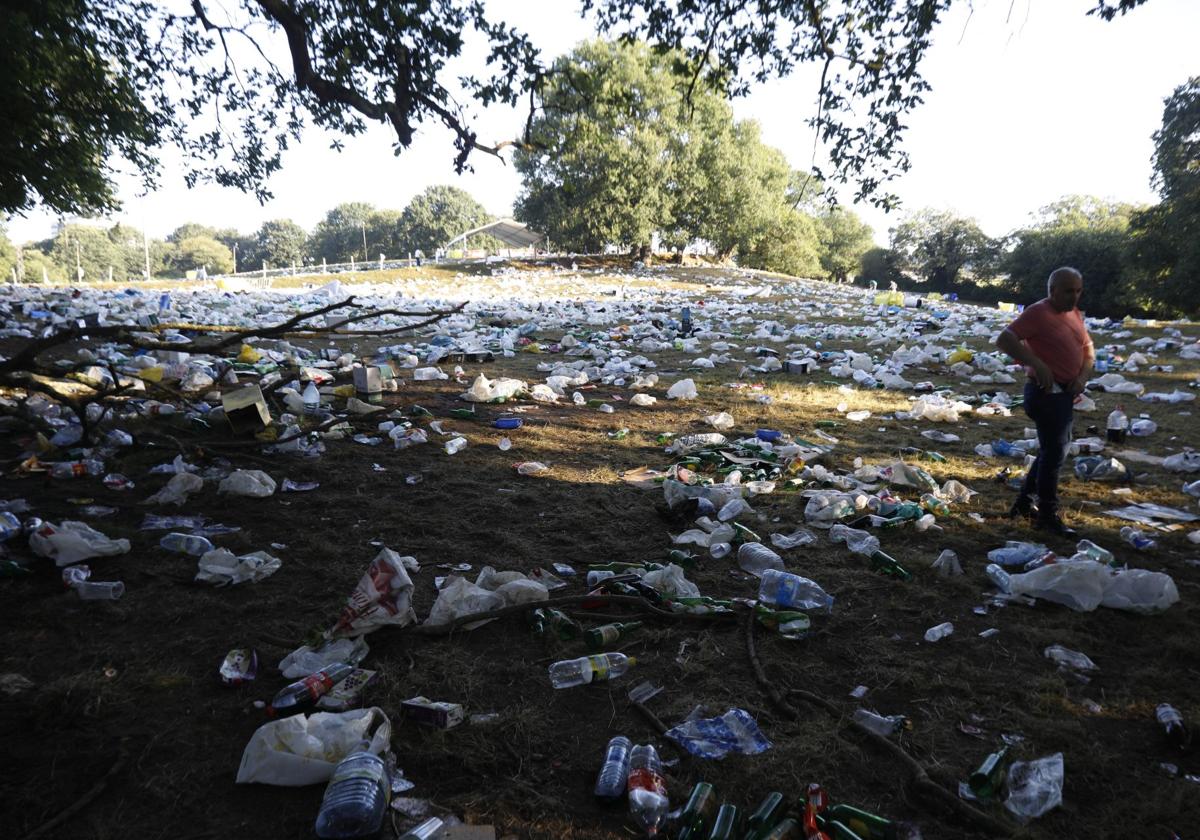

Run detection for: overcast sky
[[6, 0, 1198, 247]]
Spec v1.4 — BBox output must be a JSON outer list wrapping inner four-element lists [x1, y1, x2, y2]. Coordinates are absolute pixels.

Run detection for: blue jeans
[[1019, 381, 1074, 515]]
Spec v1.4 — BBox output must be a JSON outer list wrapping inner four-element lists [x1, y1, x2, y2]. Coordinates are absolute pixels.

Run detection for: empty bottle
[[759, 817, 802, 839], [745, 791, 785, 840], [920, 493, 950, 516], [627, 744, 669, 836], [397, 817, 444, 840], [707, 803, 739, 839], [758, 569, 834, 612], [1106, 405, 1128, 443], [1075, 539, 1115, 565], [585, 621, 644, 651], [868, 550, 912, 581], [852, 709, 907, 737], [829, 524, 880, 556], [302, 381, 321, 416], [548, 653, 636, 689], [1120, 526, 1156, 550], [802, 783, 829, 840], [444, 436, 468, 455], [987, 541, 1051, 567], [314, 740, 390, 839], [924, 621, 954, 642], [49, 459, 105, 479], [737, 542, 784, 576], [159, 532, 215, 557], [823, 804, 894, 840], [268, 662, 354, 717], [594, 735, 633, 802], [677, 781, 717, 840], [1156, 704, 1191, 751], [968, 746, 1008, 799], [985, 563, 1012, 593], [528, 608, 582, 640]]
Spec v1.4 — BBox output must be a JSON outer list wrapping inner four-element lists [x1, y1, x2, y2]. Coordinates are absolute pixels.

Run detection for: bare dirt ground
[[1, 265, 1198, 840]]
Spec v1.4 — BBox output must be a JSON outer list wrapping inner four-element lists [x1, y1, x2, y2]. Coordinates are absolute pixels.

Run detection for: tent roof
[[444, 218, 544, 249]]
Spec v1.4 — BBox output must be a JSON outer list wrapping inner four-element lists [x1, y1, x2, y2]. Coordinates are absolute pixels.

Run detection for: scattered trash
[[1004, 753, 1064, 823], [236, 707, 391, 785], [665, 708, 772, 759]]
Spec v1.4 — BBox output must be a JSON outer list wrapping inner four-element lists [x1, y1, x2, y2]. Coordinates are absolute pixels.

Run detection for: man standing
[[995, 267, 1095, 537]]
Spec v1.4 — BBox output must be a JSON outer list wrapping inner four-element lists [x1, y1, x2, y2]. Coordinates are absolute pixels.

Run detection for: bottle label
[[628, 768, 666, 795], [302, 671, 336, 700], [586, 655, 610, 682]]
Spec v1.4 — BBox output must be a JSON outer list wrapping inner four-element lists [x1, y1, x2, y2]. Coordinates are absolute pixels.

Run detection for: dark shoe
[[1036, 514, 1077, 539], [1009, 497, 1039, 520]]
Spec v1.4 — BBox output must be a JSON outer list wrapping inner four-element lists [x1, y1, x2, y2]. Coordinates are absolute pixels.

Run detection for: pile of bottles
[[594, 737, 910, 839]]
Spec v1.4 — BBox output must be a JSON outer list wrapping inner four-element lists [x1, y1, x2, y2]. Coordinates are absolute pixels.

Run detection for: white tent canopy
[[444, 218, 545, 250]]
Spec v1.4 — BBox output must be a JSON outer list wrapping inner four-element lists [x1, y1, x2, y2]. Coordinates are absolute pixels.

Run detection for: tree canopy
[[398, 185, 494, 256], [0, 1, 1156, 218]]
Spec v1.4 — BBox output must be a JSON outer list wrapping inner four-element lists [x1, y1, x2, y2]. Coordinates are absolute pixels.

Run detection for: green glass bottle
[[668, 549, 698, 569], [707, 803, 739, 839], [732, 522, 761, 544], [868, 550, 912, 582], [527, 608, 581, 640], [677, 782, 718, 840], [759, 817, 802, 839], [584, 621, 644, 651], [744, 791, 785, 840], [822, 805, 893, 840], [968, 746, 1008, 799], [753, 605, 811, 639]]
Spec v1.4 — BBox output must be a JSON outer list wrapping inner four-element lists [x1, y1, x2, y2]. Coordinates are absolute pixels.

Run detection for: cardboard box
[[785, 358, 816, 374], [222, 385, 270, 434], [401, 696, 464, 729], [353, 366, 382, 394]]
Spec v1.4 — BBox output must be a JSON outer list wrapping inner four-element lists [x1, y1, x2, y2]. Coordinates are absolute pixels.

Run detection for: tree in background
[[45, 224, 127, 282], [816, 210, 874, 283], [858, 246, 906, 288], [397, 186, 494, 255], [107, 223, 169, 279], [739, 210, 823, 279], [255, 219, 309, 268], [172, 236, 234, 275], [0, 228, 17, 281], [889, 209, 997, 292], [309, 202, 377, 264], [1126, 76, 1200, 317], [1002, 196, 1141, 315], [516, 41, 685, 257]]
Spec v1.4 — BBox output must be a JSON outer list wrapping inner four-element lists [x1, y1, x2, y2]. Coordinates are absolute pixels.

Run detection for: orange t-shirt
[[1006, 299, 1092, 385]]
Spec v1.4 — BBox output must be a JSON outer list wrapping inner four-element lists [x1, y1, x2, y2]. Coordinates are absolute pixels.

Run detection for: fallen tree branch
[[21, 748, 128, 840]]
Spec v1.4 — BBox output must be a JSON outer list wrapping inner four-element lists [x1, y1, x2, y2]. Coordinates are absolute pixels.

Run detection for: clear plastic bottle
[[829, 524, 880, 556], [444, 436, 468, 455], [314, 740, 390, 839], [397, 818, 444, 840], [627, 744, 669, 836], [159, 532, 215, 557], [49, 459, 105, 479], [1106, 405, 1128, 443], [852, 709, 907, 737], [923, 621, 954, 642], [985, 563, 1012, 593], [757, 569, 834, 612], [268, 662, 354, 717], [1119, 526, 1156, 550], [303, 381, 321, 416], [548, 653, 636, 689], [1075, 539, 1115, 565], [593, 735, 632, 802], [736, 542, 783, 576]]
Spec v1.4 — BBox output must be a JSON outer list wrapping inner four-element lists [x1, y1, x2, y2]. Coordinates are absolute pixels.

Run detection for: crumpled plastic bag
[[803, 492, 860, 525], [668, 433, 726, 454], [1088, 373, 1144, 395], [1073, 456, 1129, 482], [280, 637, 370, 679], [906, 394, 971, 422], [141, 472, 204, 506], [882, 461, 939, 492], [1007, 561, 1110, 611], [426, 576, 504, 629], [332, 549, 418, 635], [667, 378, 698, 400], [1100, 568, 1179, 613], [938, 479, 976, 504], [235, 707, 391, 786], [460, 374, 526, 402], [29, 520, 132, 567], [1004, 753, 1064, 823], [770, 529, 818, 549], [195, 548, 282, 585], [219, 469, 277, 498], [494, 578, 550, 606], [665, 708, 772, 760], [641, 563, 701, 599], [1163, 451, 1200, 473], [629, 393, 657, 407], [705, 412, 735, 430]]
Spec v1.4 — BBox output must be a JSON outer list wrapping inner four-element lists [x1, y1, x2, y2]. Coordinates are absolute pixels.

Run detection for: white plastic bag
[[641, 563, 701, 598], [332, 549, 418, 635], [1100, 568, 1179, 613], [630, 393, 658, 407], [667, 378, 698, 400], [1008, 561, 1110, 611], [195, 548, 281, 585], [29, 521, 132, 567], [280, 637, 370, 679], [141, 472, 204, 506], [426, 576, 504, 628], [235, 707, 391, 786], [705, 412, 735, 430], [460, 374, 526, 402], [1004, 753, 1064, 823], [218, 469, 277, 498]]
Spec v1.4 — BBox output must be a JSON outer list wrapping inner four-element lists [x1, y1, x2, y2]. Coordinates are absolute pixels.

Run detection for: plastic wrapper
[[665, 708, 772, 759], [460, 374, 526, 402], [141, 472, 204, 506], [641, 563, 701, 598], [333, 548, 418, 635], [195, 548, 282, 586], [1004, 753, 1064, 823], [220, 649, 259, 686], [280, 637, 370, 679], [218, 469, 277, 498], [666, 378, 698, 400], [235, 707, 391, 786], [29, 520, 131, 567], [425, 576, 504, 629]]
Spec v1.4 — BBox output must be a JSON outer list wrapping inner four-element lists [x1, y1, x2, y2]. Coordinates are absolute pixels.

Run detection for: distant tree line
[[0, 185, 500, 282]]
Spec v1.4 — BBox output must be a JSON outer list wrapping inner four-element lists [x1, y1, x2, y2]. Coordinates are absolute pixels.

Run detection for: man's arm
[[1069, 337, 1095, 396], [995, 328, 1054, 392]]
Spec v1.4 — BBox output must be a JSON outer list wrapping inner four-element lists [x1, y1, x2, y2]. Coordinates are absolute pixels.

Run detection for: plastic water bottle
[[758, 569, 834, 612], [852, 709, 907, 737], [314, 740, 389, 839], [1106, 405, 1128, 443], [593, 735, 632, 802], [159, 532, 215, 556], [548, 653, 636, 689], [987, 541, 1051, 567], [268, 662, 354, 717], [924, 622, 954, 642], [397, 818, 444, 840], [1075, 539, 1115, 565], [49, 459, 105, 478], [444, 436, 468, 455], [627, 744, 669, 836], [985, 563, 1012, 593], [736, 542, 784, 576], [1120, 526, 1156, 550], [829, 524, 880, 556], [991, 439, 1018, 457], [302, 381, 321, 416]]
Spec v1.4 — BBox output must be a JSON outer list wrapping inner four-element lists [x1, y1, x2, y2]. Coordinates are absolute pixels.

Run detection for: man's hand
[[1032, 359, 1055, 393], [1068, 375, 1088, 396]]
